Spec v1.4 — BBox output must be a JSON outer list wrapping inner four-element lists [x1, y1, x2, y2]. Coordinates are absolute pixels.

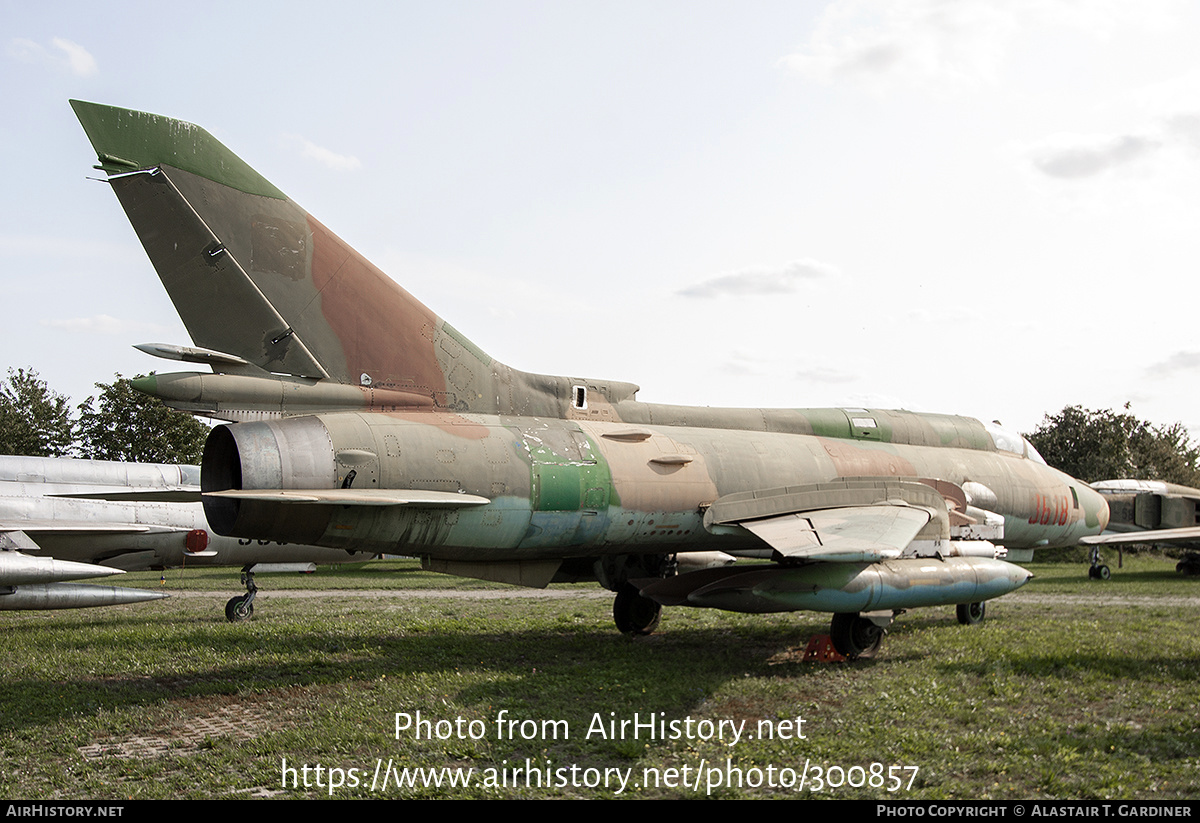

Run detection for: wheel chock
[[803, 634, 847, 663]]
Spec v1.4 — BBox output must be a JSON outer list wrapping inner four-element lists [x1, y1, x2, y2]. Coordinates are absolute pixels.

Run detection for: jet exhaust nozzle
[[201, 417, 337, 542]]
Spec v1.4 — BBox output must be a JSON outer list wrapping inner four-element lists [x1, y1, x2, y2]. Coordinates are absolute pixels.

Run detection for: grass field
[[2, 553, 1198, 799]]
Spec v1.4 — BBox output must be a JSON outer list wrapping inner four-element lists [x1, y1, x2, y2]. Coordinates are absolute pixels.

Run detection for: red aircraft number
[[1028, 494, 1069, 526]]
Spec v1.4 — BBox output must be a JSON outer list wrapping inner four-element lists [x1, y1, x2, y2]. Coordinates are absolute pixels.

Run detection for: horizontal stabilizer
[[203, 489, 490, 507], [50, 489, 201, 503]]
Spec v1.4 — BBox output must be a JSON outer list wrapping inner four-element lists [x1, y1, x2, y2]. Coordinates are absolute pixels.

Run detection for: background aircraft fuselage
[[0, 454, 375, 571]]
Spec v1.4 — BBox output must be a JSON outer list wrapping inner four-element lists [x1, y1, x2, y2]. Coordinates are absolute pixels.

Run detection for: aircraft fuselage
[[202, 410, 1108, 561]]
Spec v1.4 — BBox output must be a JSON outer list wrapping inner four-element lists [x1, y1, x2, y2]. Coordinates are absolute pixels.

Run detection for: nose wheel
[[224, 565, 258, 622], [225, 594, 254, 621], [1087, 546, 1112, 580]]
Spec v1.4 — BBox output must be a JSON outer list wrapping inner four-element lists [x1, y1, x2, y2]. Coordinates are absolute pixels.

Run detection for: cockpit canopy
[[984, 423, 1046, 464]]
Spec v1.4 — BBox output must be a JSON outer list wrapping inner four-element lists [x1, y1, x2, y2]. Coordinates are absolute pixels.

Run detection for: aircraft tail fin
[[71, 100, 498, 409], [71, 100, 285, 198]]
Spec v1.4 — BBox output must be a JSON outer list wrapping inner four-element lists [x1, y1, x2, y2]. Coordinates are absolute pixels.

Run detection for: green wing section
[[70, 100, 285, 199]]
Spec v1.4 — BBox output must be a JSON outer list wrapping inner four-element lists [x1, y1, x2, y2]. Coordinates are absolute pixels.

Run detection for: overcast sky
[[4, 0, 1200, 438]]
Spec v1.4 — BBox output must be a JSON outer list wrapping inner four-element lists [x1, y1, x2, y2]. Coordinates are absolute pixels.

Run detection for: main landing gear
[[956, 601, 986, 625], [829, 612, 890, 660], [613, 584, 662, 636], [604, 553, 675, 636], [828, 601, 989, 660], [1177, 552, 1200, 576], [224, 565, 258, 622]]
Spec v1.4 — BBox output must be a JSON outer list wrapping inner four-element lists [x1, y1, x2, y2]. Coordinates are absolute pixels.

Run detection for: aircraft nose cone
[[1081, 483, 1110, 533]]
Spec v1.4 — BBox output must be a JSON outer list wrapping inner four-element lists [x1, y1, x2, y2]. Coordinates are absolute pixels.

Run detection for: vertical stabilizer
[[71, 100, 504, 411]]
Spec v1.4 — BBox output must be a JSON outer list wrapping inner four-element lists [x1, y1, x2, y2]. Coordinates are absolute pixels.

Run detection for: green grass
[[147, 558, 515, 591], [2, 554, 1198, 799]]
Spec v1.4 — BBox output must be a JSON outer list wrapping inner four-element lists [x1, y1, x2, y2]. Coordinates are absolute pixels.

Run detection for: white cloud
[[780, 0, 1019, 92], [291, 136, 362, 171], [780, 0, 1179, 94], [678, 258, 839, 298], [51, 37, 97, 76], [1023, 107, 1200, 181], [1029, 132, 1161, 179], [1147, 351, 1200, 378], [8, 37, 97, 77]]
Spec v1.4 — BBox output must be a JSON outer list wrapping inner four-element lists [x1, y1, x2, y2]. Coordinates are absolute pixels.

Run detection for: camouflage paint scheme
[[200, 411, 1104, 560], [72, 101, 1111, 655]]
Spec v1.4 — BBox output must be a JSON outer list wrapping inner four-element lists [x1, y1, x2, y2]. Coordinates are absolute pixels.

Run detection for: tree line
[[1025, 404, 1200, 488], [0, 367, 209, 465]]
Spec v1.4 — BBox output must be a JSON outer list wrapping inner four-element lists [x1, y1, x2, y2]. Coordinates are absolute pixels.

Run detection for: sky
[[3, 0, 1200, 439]]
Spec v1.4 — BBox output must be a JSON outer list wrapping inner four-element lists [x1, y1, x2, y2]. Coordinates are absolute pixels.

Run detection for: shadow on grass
[[1, 618, 834, 734]]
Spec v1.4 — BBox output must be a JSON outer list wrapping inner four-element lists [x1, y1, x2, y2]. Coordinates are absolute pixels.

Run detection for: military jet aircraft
[[1084, 479, 1200, 577], [71, 100, 1111, 658], [0, 454, 374, 617]]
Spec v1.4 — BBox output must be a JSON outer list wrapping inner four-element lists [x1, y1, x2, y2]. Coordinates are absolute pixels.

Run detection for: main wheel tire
[[613, 585, 662, 636], [225, 595, 253, 622], [956, 601, 986, 625], [830, 612, 883, 660], [1097, 564, 1111, 580]]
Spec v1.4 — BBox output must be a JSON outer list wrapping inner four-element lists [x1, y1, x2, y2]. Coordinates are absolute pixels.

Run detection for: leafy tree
[[0, 368, 74, 456], [1026, 404, 1200, 487], [76, 374, 210, 464]]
